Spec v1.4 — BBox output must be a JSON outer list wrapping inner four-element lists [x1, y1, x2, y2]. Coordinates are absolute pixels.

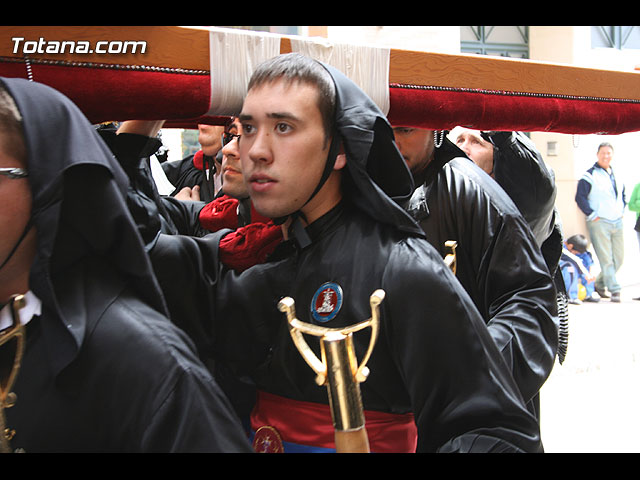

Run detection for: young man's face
[[392, 127, 434, 175], [0, 142, 35, 302], [239, 79, 341, 223]]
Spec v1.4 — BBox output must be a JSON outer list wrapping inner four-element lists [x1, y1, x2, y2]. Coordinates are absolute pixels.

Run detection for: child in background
[[560, 234, 600, 304]]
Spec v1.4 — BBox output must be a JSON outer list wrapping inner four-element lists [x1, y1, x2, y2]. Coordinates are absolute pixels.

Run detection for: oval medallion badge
[[311, 282, 343, 323], [253, 426, 284, 453]]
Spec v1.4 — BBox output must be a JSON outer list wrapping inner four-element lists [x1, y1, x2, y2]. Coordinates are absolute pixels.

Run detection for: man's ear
[[334, 153, 346, 170], [334, 143, 346, 170]]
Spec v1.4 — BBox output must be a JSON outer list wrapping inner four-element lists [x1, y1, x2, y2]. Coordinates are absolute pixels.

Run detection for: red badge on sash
[[253, 426, 284, 453], [310, 282, 343, 323]]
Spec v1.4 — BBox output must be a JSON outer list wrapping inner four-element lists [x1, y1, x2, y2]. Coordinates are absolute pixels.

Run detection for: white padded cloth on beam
[[207, 28, 281, 116], [206, 28, 391, 116], [289, 37, 391, 115]]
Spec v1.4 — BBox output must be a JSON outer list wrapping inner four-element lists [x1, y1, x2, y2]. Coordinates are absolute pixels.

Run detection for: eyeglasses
[[0, 168, 28, 179], [221, 132, 241, 147]]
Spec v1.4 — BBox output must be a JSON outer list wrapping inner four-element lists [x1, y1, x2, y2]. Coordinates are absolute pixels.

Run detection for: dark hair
[[597, 142, 614, 153], [247, 53, 336, 145], [0, 83, 26, 166], [566, 234, 588, 253]]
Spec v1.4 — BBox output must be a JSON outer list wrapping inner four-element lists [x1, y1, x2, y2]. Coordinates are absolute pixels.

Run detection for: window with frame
[[460, 26, 529, 58], [591, 26, 640, 49]]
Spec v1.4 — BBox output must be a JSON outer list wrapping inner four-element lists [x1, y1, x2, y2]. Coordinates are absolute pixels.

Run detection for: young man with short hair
[[209, 54, 543, 452]]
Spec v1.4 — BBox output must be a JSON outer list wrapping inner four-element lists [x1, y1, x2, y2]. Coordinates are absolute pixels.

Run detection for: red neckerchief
[[199, 194, 243, 231], [219, 220, 283, 272], [198, 195, 283, 272], [192, 150, 206, 170]]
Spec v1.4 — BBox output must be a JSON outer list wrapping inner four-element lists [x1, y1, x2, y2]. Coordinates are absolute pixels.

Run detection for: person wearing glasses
[[111, 117, 283, 268], [0, 165, 33, 305], [0, 167, 27, 178], [110, 118, 282, 426], [0, 77, 253, 453], [197, 118, 274, 232], [100, 119, 252, 243]]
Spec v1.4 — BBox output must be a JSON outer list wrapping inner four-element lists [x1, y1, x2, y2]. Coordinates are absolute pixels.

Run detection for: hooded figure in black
[[0, 77, 252, 453], [148, 54, 542, 453], [404, 134, 559, 422]]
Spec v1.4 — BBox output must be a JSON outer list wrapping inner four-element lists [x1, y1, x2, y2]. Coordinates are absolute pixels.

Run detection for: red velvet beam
[[3, 59, 640, 134], [0, 60, 212, 124], [387, 84, 640, 135]]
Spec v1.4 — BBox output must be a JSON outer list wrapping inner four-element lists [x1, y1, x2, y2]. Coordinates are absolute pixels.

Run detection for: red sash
[[251, 390, 417, 453]]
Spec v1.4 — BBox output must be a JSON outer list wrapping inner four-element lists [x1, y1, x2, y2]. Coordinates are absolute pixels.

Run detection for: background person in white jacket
[[575, 142, 627, 302]]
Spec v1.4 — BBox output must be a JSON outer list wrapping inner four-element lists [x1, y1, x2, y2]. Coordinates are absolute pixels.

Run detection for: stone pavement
[[539, 283, 640, 453]]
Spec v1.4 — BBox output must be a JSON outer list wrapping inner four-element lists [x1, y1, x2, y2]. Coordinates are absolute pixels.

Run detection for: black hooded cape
[[1, 77, 251, 452], [408, 136, 559, 420]]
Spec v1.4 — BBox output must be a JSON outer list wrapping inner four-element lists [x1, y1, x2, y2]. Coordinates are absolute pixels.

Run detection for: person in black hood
[[0, 77, 252, 453], [392, 126, 559, 432], [452, 127, 568, 363], [452, 127, 563, 271], [150, 53, 543, 453]]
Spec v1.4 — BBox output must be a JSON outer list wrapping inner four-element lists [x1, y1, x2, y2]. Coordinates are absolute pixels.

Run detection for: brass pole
[[279, 289, 384, 453], [0, 295, 26, 453]]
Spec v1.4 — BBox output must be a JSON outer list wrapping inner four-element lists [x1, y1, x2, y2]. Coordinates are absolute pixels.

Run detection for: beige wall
[[529, 26, 586, 239]]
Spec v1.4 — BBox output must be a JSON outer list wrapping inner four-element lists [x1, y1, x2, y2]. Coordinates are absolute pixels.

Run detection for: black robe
[[162, 151, 219, 203], [408, 139, 558, 413], [213, 200, 543, 453], [0, 77, 252, 453]]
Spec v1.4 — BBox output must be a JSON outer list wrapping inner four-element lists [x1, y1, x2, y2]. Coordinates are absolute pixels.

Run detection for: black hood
[[1, 77, 167, 373], [319, 63, 424, 238]]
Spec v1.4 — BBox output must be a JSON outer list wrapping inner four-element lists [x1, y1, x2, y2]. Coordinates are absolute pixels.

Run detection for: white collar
[[0, 291, 41, 330]]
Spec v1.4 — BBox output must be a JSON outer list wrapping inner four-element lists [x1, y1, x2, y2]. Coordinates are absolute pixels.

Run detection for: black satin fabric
[[486, 131, 558, 249], [408, 139, 558, 408], [320, 63, 424, 238], [486, 131, 565, 280], [213, 200, 542, 453], [162, 153, 219, 203], [98, 129, 210, 242], [0, 77, 251, 452]]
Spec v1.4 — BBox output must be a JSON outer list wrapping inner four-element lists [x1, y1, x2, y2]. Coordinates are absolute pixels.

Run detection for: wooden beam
[[2, 26, 640, 133], [388, 48, 640, 102], [3, 26, 639, 102]]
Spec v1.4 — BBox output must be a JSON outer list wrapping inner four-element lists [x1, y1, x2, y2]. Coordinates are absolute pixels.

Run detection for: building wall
[[529, 26, 586, 239]]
